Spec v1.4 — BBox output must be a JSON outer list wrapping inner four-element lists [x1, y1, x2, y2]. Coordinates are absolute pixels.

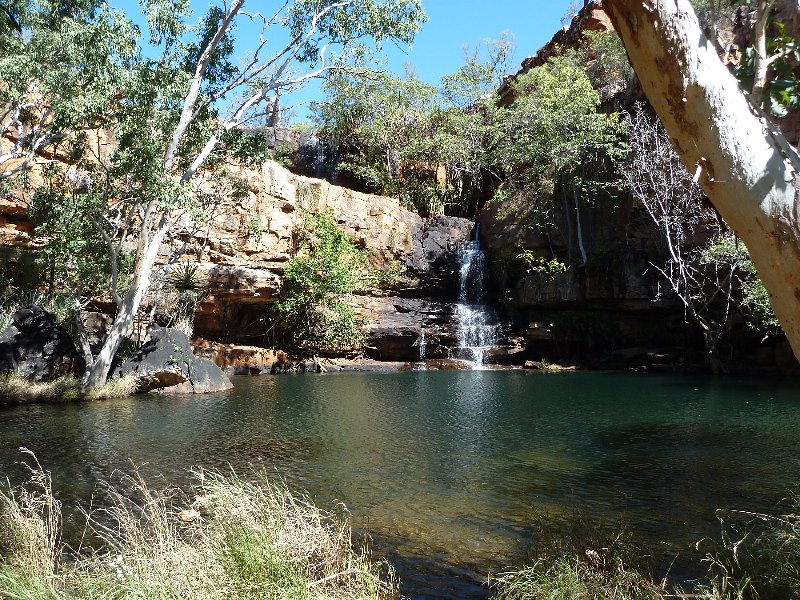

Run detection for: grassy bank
[[0, 373, 137, 405], [0, 453, 396, 599], [491, 503, 800, 600], [2, 454, 798, 599]]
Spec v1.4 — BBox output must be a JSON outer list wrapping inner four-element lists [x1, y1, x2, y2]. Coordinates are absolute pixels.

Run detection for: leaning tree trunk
[[604, 0, 800, 361], [83, 220, 170, 388]]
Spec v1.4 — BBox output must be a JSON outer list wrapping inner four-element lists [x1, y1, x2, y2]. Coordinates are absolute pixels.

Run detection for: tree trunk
[[604, 0, 800, 361], [574, 187, 588, 266], [83, 221, 170, 388], [751, 0, 775, 107]]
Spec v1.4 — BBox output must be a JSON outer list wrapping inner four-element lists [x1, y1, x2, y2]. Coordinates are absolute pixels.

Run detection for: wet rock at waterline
[[0, 305, 85, 381], [114, 328, 232, 394], [160, 357, 236, 394]]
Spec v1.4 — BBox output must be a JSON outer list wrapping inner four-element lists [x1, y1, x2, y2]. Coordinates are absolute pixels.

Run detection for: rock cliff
[[159, 161, 473, 353]]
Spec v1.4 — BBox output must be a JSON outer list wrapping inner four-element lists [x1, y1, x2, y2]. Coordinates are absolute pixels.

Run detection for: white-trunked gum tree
[[604, 0, 800, 361], [1, 0, 426, 387]]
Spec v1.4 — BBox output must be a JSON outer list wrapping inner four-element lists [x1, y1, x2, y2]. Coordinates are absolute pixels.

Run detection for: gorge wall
[[2, 0, 798, 374]]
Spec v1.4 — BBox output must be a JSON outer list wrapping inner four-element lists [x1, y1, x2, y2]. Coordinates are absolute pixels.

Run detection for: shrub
[[272, 211, 402, 355]]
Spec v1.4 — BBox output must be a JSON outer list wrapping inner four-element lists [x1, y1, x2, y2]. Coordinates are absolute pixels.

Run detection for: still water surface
[[1, 371, 799, 598]]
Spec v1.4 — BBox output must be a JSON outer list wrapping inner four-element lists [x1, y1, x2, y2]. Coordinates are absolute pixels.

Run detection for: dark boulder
[[0, 305, 84, 381], [160, 358, 235, 394], [115, 328, 233, 394], [364, 326, 423, 362]]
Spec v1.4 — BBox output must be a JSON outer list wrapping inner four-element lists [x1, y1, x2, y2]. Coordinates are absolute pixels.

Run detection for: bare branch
[[164, 0, 246, 172]]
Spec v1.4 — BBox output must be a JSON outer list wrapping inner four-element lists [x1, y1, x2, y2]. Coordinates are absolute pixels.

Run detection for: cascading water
[[454, 223, 501, 367]]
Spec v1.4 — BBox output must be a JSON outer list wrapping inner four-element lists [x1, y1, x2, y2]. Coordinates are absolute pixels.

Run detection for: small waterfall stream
[[454, 224, 501, 367]]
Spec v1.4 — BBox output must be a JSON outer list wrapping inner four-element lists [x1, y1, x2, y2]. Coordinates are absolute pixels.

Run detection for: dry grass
[[0, 373, 137, 405], [86, 373, 138, 400], [0, 454, 396, 599]]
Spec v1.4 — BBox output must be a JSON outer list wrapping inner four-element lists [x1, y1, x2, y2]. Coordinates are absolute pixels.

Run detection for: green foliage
[[0, 0, 136, 145], [313, 40, 511, 216], [515, 251, 568, 276], [583, 30, 635, 97], [313, 68, 442, 212], [314, 46, 624, 220], [249, 215, 267, 241], [440, 33, 516, 109], [735, 20, 800, 115], [223, 129, 274, 167], [273, 211, 398, 353], [272, 144, 296, 168], [27, 179, 131, 299], [494, 54, 626, 191], [221, 129, 297, 168], [286, 0, 425, 63], [701, 233, 781, 332]]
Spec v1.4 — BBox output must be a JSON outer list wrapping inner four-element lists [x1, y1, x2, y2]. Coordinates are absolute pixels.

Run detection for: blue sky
[[111, 0, 578, 120], [379, 1, 573, 83]]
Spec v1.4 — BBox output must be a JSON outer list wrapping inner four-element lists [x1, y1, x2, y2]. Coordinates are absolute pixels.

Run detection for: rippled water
[[1, 372, 799, 598]]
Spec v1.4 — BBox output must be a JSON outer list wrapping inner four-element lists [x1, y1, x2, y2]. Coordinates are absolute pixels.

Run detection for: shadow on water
[[0, 371, 799, 598]]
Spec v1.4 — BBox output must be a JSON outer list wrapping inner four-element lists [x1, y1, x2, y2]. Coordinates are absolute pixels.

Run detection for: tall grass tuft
[[493, 556, 664, 600], [0, 373, 137, 405], [491, 511, 666, 600], [492, 503, 800, 600], [0, 455, 396, 599], [0, 449, 62, 598], [694, 502, 800, 599]]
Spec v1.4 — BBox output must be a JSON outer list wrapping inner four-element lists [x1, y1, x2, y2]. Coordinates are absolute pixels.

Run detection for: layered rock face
[[0, 151, 474, 366], [160, 161, 473, 359]]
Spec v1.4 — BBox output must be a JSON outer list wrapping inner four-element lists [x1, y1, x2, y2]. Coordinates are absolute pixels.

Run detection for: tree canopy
[[1, 0, 426, 386]]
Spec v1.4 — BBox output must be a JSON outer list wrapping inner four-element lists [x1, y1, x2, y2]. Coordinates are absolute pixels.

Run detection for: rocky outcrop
[[0, 150, 474, 363], [166, 161, 472, 345], [0, 305, 85, 381], [498, 1, 613, 104], [192, 340, 283, 375], [114, 328, 233, 394]]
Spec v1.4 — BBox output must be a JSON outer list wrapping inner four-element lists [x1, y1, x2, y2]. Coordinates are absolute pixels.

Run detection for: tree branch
[[164, 0, 246, 172]]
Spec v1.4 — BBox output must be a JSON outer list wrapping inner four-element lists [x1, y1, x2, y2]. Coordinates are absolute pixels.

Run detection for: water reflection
[[0, 372, 799, 598]]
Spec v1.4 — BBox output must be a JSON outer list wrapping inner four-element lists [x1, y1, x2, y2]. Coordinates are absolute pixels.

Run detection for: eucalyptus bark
[[83, 218, 170, 388], [604, 0, 800, 361], [751, 0, 776, 107]]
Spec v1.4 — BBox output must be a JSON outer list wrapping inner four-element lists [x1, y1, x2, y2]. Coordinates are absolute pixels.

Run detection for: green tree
[[313, 68, 441, 210], [494, 55, 624, 191], [313, 35, 518, 216], [2, 0, 426, 387], [440, 33, 515, 109], [0, 0, 135, 178]]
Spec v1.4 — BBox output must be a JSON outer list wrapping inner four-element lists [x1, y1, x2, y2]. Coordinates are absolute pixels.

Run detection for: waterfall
[[455, 224, 500, 367]]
